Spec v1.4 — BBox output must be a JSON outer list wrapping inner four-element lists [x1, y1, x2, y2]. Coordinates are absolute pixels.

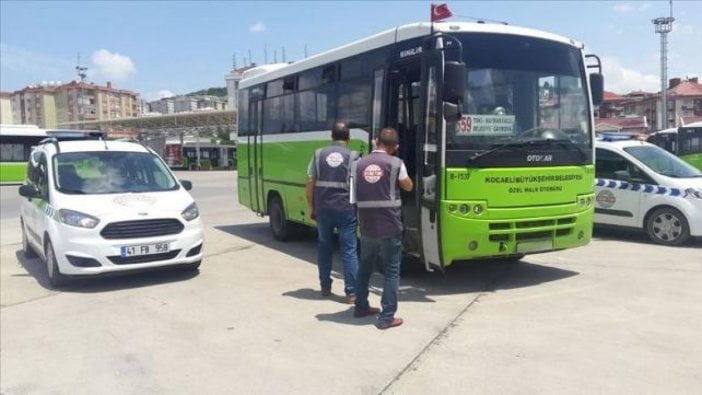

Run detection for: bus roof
[[650, 127, 678, 136], [240, 21, 581, 89], [682, 121, 702, 128], [0, 124, 47, 137]]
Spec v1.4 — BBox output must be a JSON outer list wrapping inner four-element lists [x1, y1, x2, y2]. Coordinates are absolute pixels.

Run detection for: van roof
[[41, 139, 151, 154]]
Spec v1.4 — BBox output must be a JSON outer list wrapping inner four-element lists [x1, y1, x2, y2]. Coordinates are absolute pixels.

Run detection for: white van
[[19, 138, 204, 287], [594, 135, 702, 245]]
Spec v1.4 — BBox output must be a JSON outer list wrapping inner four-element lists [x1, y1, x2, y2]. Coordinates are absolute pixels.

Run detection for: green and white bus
[[1, 125, 106, 184], [0, 124, 47, 184], [647, 122, 702, 170], [236, 21, 603, 271]]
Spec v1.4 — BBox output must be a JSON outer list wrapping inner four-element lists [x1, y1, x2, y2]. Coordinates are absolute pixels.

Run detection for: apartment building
[[599, 77, 702, 131], [55, 81, 138, 124], [0, 92, 13, 124], [11, 83, 59, 128], [9, 81, 138, 128], [147, 95, 227, 115]]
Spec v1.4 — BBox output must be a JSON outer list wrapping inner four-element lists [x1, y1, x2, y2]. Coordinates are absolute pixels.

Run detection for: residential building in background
[[598, 77, 702, 132], [146, 95, 227, 115], [8, 81, 138, 128], [0, 92, 14, 124]]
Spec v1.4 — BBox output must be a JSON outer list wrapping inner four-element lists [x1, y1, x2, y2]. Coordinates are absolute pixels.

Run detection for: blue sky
[[1, 1, 700, 99]]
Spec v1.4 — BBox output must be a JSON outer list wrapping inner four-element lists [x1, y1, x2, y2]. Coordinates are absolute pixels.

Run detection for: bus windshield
[[54, 151, 179, 194], [446, 34, 591, 166]]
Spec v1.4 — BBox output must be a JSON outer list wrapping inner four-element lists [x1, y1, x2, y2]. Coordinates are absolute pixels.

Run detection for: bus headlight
[[448, 204, 457, 212], [459, 204, 469, 214], [59, 209, 100, 229], [473, 204, 484, 214], [181, 202, 200, 221]]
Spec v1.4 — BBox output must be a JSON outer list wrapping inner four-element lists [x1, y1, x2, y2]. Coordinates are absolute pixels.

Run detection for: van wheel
[[45, 240, 67, 287], [645, 207, 690, 245], [268, 195, 292, 241], [21, 219, 37, 258]]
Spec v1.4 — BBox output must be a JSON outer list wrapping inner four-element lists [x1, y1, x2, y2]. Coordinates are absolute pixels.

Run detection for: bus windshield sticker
[[456, 115, 516, 136]]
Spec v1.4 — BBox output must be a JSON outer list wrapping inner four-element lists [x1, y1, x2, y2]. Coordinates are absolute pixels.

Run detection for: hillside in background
[[186, 87, 227, 97]]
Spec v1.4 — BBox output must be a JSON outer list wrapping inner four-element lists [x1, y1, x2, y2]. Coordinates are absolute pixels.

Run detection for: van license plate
[[120, 243, 169, 257]]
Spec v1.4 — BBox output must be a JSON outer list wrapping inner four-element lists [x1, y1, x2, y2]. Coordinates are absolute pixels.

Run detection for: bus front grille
[[488, 215, 576, 242]]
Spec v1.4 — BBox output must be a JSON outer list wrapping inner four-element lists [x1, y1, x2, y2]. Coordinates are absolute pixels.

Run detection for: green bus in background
[[1, 125, 106, 183], [647, 122, 702, 170], [236, 21, 603, 271], [0, 124, 47, 184]]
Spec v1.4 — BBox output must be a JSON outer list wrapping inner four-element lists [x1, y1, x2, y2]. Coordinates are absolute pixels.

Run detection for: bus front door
[[418, 50, 444, 271], [250, 100, 265, 214]]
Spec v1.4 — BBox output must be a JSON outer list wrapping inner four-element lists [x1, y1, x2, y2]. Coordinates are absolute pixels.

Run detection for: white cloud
[[250, 22, 266, 33], [157, 90, 175, 98], [602, 56, 660, 94], [91, 49, 135, 81], [613, 2, 651, 13]]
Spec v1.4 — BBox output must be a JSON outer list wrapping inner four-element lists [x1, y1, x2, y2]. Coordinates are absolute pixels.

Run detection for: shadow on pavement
[[15, 250, 200, 293], [593, 226, 702, 249]]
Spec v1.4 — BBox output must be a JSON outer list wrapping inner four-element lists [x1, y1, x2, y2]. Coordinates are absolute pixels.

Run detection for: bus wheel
[[645, 207, 690, 245], [268, 195, 292, 241], [45, 239, 67, 288]]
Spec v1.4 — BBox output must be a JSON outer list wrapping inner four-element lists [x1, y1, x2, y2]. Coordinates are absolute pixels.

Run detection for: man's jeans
[[316, 209, 358, 296], [355, 236, 402, 323]]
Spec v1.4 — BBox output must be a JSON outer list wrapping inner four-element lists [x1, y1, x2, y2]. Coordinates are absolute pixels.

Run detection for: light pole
[[652, 2, 674, 129], [75, 54, 88, 123]]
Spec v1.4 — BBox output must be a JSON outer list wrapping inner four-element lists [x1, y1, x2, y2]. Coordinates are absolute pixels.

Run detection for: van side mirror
[[19, 184, 41, 199], [590, 73, 604, 106], [180, 180, 192, 191], [443, 61, 466, 105]]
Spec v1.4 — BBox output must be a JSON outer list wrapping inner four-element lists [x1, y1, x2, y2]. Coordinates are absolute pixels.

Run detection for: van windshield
[[53, 151, 179, 194], [624, 145, 702, 178]]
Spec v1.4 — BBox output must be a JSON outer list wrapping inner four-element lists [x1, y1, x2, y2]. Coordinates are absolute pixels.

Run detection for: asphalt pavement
[[1, 171, 700, 395]]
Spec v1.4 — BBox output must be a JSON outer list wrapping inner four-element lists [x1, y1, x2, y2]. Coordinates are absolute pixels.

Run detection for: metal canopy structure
[[56, 110, 236, 133]]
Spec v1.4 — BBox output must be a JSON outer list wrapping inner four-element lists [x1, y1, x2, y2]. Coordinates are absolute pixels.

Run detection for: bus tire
[[45, 239, 67, 288], [268, 195, 293, 241], [21, 219, 37, 258], [645, 207, 690, 246]]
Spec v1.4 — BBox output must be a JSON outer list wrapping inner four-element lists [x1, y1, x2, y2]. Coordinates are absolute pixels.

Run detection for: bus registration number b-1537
[[120, 243, 170, 257]]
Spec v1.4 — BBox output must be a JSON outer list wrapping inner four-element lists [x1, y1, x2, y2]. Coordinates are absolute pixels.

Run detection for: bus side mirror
[[590, 73, 604, 106], [443, 61, 466, 105]]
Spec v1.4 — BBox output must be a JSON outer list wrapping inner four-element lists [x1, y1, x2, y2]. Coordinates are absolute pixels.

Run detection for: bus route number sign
[[456, 115, 516, 136]]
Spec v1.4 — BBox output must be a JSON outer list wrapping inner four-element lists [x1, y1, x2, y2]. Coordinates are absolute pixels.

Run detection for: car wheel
[[21, 219, 37, 258], [45, 239, 67, 287], [268, 195, 292, 241], [645, 207, 690, 246]]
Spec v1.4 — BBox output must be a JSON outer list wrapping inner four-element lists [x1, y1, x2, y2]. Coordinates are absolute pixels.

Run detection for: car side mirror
[[19, 184, 41, 199], [613, 170, 630, 181], [180, 180, 192, 191]]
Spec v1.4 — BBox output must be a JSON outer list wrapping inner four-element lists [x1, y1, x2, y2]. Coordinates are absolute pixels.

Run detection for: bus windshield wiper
[[467, 139, 543, 162], [467, 138, 588, 163], [531, 138, 589, 161]]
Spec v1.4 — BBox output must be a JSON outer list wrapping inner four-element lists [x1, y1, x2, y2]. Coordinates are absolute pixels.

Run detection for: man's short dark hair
[[377, 127, 399, 147], [331, 122, 350, 141]]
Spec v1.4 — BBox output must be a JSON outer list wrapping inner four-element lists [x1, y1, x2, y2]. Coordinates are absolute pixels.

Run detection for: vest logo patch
[[325, 152, 344, 168], [363, 164, 384, 183]]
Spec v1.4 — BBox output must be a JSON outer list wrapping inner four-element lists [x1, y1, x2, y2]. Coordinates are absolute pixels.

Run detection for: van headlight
[[181, 202, 199, 221], [59, 209, 100, 229]]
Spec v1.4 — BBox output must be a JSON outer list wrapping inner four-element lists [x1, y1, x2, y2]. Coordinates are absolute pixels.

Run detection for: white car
[[19, 138, 204, 287], [594, 135, 702, 245]]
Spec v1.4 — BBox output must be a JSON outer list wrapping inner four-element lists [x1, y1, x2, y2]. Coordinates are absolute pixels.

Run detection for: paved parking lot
[[1, 171, 700, 395]]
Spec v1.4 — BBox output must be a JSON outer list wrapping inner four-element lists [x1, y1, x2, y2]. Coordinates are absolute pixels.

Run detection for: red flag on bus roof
[[431, 3, 453, 22]]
